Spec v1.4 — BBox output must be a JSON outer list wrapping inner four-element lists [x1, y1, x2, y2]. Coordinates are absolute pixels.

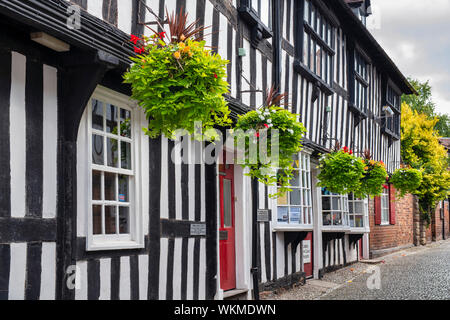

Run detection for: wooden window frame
[[348, 48, 370, 118], [293, 0, 337, 96], [85, 87, 145, 251], [238, 0, 273, 47], [348, 194, 369, 231], [381, 78, 401, 139], [380, 188, 390, 225], [272, 152, 314, 231], [321, 190, 349, 228]]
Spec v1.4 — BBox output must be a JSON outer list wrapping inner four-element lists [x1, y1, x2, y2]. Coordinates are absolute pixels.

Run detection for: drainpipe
[[251, 177, 260, 300]]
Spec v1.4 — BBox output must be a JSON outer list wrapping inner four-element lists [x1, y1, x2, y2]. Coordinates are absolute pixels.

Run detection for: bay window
[[276, 153, 313, 226]]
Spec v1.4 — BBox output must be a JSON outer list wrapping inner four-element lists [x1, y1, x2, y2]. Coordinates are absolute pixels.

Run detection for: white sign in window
[[303, 240, 311, 264]]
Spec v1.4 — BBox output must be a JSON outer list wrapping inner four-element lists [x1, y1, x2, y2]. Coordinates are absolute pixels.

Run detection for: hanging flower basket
[[354, 150, 388, 198], [390, 167, 423, 197], [317, 146, 365, 195], [234, 88, 306, 197], [123, 9, 231, 139]]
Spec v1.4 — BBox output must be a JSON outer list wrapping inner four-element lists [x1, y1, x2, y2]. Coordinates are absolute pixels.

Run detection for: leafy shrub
[[234, 89, 306, 197], [355, 150, 388, 198], [318, 147, 366, 195], [123, 10, 231, 139], [390, 167, 423, 197]]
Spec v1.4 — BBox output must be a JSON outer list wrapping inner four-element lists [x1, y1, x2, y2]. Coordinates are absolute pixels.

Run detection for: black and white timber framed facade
[[0, 0, 414, 300]]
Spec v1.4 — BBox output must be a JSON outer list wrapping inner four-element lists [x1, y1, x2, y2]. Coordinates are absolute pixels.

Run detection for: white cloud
[[367, 0, 450, 116]]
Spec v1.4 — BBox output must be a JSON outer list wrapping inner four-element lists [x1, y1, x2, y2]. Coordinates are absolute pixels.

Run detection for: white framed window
[[83, 87, 145, 251], [381, 188, 390, 225], [321, 189, 348, 227], [348, 193, 368, 229], [275, 152, 313, 227]]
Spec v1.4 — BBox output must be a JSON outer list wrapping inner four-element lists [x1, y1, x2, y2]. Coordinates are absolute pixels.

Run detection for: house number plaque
[[190, 224, 206, 236], [257, 209, 272, 222]]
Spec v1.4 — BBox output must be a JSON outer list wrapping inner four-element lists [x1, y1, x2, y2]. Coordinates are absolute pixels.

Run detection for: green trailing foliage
[[356, 158, 388, 198], [317, 147, 366, 195], [123, 9, 231, 140], [234, 89, 306, 198], [390, 167, 423, 198]]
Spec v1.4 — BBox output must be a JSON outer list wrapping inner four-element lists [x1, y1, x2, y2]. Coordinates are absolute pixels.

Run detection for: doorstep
[[223, 289, 249, 300], [359, 259, 384, 265]]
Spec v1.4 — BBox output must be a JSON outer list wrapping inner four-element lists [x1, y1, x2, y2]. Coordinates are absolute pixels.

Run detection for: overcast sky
[[367, 0, 450, 115]]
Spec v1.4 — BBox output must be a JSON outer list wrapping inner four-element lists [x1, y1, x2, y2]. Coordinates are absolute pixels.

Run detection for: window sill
[[322, 226, 351, 233], [87, 240, 145, 252], [348, 102, 368, 120], [379, 222, 391, 227], [237, 5, 273, 47], [293, 60, 334, 96], [347, 227, 370, 234], [381, 127, 400, 141], [273, 224, 314, 232]]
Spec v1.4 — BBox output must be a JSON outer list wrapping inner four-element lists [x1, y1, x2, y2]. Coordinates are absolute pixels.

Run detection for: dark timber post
[[251, 177, 260, 300], [272, 0, 282, 90]]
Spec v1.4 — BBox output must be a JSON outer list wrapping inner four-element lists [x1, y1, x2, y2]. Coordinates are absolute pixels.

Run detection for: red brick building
[[369, 138, 450, 257], [369, 188, 416, 258], [430, 200, 449, 241]]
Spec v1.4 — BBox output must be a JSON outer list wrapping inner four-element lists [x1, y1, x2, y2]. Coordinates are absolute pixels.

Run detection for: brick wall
[[369, 194, 415, 254], [431, 200, 450, 241]]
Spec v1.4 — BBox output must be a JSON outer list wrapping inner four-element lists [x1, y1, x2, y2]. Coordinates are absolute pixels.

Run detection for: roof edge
[[334, 0, 417, 95]]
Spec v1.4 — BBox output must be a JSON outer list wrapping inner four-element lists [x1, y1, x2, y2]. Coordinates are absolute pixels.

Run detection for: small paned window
[[277, 153, 313, 225], [381, 188, 390, 224], [348, 193, 367, 228], [83, 88, 145, 251], [354, 50, 369, 113], [302, 0, 335, 86], [321, 188, 348, 227]]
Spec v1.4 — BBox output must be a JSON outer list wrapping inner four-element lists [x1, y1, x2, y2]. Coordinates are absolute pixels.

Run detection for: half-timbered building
[[0, 0, 414, 300]]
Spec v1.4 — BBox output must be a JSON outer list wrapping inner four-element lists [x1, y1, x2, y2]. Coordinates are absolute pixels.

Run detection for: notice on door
[[303, 240, 311, 264]]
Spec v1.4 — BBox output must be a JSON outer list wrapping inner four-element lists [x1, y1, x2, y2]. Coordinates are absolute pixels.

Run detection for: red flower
[[264, 124, 269, 129], [342, 146, 349, 153], [134, 46, 145, 54], [130, 34, 140, 45], [158, 32, 166, 40], [349, 150, 353, 155], [214, 73, 218, 79], [383, 185, 389, 189], [255, 132, 260, 138]]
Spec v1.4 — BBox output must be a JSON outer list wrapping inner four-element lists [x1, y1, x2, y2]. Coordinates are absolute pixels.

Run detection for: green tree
[[435, 113, 450, 137], [402, 78, 450, 137], [401, 103, 450, 224]]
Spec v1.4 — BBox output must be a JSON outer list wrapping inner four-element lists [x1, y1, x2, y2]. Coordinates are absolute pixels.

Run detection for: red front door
[[219, 163, 236, 291]]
